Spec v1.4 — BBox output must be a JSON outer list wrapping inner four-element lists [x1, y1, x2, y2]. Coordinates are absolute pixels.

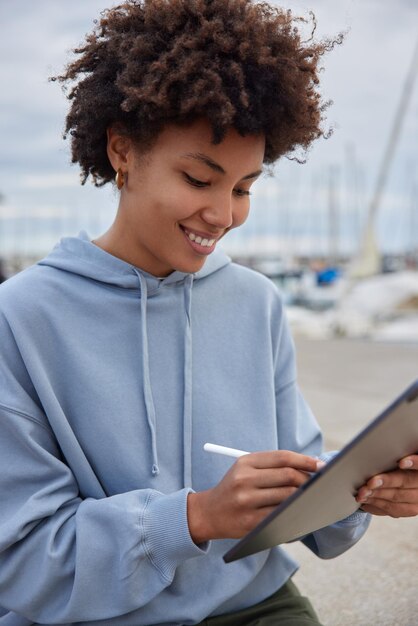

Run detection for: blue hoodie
[[0, 232, 370, 625]]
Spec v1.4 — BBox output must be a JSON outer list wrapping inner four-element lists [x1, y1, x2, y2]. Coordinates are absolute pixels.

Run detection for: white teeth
[[185, 230, 216, 247]]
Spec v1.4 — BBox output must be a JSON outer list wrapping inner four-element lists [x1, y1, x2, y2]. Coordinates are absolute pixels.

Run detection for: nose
[[200, 195, 233, 230]]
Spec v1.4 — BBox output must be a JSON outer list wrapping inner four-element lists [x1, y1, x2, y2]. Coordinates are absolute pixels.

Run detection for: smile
[[181, 227, 216, 248]]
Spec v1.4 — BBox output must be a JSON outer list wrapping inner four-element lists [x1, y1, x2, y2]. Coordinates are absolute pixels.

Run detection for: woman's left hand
[[356, 454, 418, 517]]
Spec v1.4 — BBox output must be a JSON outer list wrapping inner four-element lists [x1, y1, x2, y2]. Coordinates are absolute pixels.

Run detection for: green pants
[[197, 579, 323, 626]]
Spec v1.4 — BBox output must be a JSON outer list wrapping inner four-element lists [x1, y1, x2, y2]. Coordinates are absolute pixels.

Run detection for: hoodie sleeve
[[0, 406, 209, 623], [0, 317, 208, 623], [273, 301, 371, 560]]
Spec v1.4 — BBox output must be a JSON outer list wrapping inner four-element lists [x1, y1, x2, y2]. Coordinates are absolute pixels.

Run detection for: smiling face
[[97, 118, 265, 276]]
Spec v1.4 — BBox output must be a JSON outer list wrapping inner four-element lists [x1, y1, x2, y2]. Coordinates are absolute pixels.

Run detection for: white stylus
[[203, 443, 250, 458]]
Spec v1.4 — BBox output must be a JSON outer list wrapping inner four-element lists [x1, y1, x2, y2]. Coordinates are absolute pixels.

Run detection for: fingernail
[[400, 459, 413, 469], [371, 478, 383, 489], [316, 460, 326, 470], [359, 490, 372, 502]]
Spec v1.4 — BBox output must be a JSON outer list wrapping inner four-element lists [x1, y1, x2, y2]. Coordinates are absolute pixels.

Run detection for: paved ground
[[285, 338, 418, 626]]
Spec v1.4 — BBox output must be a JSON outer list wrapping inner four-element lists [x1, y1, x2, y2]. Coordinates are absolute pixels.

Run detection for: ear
[[106, 127, 134, 173]]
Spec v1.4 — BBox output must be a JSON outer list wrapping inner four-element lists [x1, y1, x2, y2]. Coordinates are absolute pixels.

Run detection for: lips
[[180, 225, 219, 254], [180, 226, 219, 248]]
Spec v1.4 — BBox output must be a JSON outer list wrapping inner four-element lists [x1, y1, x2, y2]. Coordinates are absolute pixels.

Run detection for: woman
[[0, 1, 417, 624]]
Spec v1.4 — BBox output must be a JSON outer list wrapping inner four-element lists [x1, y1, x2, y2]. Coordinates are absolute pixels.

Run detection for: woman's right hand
[[187, 450, 323, 544]]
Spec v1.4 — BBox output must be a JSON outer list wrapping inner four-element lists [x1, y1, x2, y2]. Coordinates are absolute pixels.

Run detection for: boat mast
[[350, 35, 418, 278]]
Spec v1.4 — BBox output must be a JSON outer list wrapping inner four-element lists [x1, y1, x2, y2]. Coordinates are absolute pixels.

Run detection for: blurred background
[[0, 0, 418, 343]]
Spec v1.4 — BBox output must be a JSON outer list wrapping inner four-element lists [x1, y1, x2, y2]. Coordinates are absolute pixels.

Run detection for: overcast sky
[[0, 0, 417, 258]]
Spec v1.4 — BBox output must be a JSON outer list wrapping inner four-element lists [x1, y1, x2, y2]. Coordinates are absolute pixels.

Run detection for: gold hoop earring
[[115, 168, 125, 190]]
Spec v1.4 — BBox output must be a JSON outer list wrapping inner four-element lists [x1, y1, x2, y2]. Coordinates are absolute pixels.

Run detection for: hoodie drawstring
[[182, 274, 194, 488], [133, 269, 194, 488], [134, 271, 160, 477]]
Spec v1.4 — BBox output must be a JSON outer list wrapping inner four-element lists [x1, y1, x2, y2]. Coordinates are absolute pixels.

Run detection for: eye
[[233, 188, 251, 197], [184, 173, 209, 188], [184, 173, 252, 197]]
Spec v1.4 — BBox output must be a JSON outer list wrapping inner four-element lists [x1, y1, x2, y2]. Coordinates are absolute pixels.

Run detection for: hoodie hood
[[39, 231, 231, 488], [40, 230, 231, 288]]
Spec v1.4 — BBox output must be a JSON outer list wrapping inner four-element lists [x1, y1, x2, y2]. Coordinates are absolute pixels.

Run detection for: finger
[[358, 503, 387, 516], [398, 454, 418, 470], [254, 466, 312, 489], [244, 450, 319, 473], [247, 485, 301, 508], [357, 472, 417, 499], [364, 470, 418, 491], [255, 501, 303, 525], [357, 497, 418, 518], [357, 487, 418, 505], [252, 505, 282, 527]]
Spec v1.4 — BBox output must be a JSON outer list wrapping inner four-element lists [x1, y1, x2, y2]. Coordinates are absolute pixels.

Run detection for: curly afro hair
[[52, 0, 340, 186]]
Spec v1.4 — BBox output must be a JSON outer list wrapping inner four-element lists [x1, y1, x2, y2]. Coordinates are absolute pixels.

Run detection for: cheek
[[165, 187, 201, 221]]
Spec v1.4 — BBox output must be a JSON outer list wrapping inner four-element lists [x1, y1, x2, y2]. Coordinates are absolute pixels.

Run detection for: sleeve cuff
[[336, 508, 371, 525], [141, 488, 210, 583]]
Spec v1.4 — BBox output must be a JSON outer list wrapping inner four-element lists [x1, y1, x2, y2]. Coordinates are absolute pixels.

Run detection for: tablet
[[223, 379, 418, 563]]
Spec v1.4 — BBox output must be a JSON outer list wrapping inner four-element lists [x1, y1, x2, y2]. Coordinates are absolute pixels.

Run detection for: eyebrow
[[180, 152, 262, 181]]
